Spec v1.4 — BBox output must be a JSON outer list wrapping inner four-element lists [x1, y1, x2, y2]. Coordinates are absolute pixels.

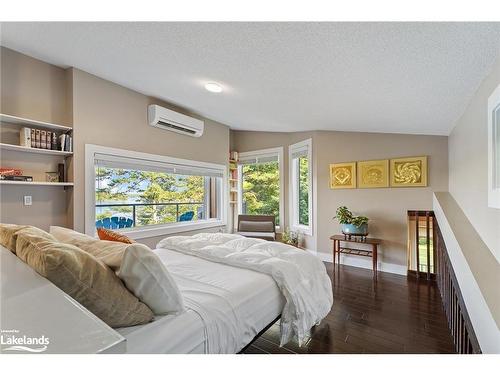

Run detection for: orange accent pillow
[[97, 228, 134, 244]]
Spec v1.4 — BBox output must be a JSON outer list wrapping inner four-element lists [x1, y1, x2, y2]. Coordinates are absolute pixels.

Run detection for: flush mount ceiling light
[[204, 82, 223, 93]]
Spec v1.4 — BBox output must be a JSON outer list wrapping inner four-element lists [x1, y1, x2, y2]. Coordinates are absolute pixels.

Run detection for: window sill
[[291, 224, 313, 236], [119, 219, 226, 240]]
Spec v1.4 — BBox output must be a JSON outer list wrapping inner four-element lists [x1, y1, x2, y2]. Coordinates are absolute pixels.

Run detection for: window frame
[[237, 146, 285, 231], [85, 144, 228, 239], [289, 138, 313, 235], [488, 84, 500, 209]]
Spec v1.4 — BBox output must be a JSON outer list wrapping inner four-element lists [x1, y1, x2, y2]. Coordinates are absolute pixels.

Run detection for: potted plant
[[333, 206, 369, 235], [282, 228, 300, 247]]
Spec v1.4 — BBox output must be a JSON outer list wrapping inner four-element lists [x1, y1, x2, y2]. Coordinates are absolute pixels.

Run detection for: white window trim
[[289, 138, 313, 236], [85, 144, 228, 239], [237, 147, 284, 231], [488, 84, 500, 209]]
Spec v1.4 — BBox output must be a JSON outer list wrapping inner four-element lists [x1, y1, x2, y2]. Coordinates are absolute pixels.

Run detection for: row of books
[[20, 127, 73, 152]]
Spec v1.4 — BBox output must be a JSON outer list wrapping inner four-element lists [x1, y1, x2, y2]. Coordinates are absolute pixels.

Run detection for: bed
[[117, 248, 285, 353], [116, 233, 333, 354], [1, 229, 333, 354]]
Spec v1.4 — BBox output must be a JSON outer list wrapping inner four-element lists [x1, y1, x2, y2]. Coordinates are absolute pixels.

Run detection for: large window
[[289, 139, 312, 234], [86, 145, 226, 238], [238, 147, 284, 227]]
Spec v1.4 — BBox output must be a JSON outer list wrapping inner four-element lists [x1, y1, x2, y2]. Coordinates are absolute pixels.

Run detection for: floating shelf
[[0, 181, 74, 187], [0, 113, 73, 132], [0, 143, 73, 156], [229, 201, 237, 204], [230, 189, 238, 193], [229, 178, 238, 182]]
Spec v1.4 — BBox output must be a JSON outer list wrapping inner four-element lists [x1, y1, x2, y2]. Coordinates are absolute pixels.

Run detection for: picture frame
[[330, 162, 357, 189], [390, 156, 428, 187], [358, 159, 389, 188]]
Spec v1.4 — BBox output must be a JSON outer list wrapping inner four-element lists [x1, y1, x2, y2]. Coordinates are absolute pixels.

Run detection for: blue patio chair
[[111, 216, 120, 229], [179, 211, 194, 222], [96, 216, 133, 230]]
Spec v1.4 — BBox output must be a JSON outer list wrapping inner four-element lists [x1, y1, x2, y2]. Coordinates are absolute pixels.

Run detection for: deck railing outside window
[[96, 202, 204, 228]]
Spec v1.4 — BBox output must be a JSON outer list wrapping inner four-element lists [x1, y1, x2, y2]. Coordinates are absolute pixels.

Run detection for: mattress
[[116, 248, 284, 353]]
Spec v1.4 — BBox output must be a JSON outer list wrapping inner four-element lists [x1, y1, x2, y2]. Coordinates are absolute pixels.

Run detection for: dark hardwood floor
[[242, 263, 456, 354]]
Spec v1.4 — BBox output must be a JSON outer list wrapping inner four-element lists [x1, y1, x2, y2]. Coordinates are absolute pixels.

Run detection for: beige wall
[[70, 69, 230, 239], [0, 47, 71, 125], [1, 49, 230, 243], [1, 47, 72, 229], [314, 131, 448, 269], [233, 130, 448, 270], [448, 57, 500, 262]]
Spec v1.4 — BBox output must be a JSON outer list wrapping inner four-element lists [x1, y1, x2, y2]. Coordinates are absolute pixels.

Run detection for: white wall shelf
[[0, 113, 73, 132], [0, 180, 74, 187], [0, 142, 73, 156]]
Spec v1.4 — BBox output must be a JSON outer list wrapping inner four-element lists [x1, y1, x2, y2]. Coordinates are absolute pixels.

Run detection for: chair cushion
[[14, 227, 154, 328], [97, 227, 134, 244], [50, 226, 185, 315], [238, 220, 275, 233]]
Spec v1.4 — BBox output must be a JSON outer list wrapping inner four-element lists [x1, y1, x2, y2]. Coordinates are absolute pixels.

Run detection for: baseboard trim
[[314, 251, 407, 276]]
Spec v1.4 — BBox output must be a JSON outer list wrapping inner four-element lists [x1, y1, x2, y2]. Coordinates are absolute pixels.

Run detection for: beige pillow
[[0, 223, 35, 253], [50, 226, 185, 315], [16, 227, 154, 328]]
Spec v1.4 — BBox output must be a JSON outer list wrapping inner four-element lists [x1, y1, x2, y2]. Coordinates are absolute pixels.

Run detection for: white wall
[[448, 57, 500, 263]]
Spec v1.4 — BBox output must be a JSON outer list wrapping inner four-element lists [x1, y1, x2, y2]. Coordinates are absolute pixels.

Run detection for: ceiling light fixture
[[205, 82, 223, 93]]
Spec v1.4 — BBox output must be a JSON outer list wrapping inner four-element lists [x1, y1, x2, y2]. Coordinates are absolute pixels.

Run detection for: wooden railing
[[434, 217, 482, 354]]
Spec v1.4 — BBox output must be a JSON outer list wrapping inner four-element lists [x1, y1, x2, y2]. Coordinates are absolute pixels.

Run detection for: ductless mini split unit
[[148, 104, 204, 137]]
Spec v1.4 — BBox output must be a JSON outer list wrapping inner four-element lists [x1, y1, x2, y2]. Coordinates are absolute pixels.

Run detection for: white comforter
[[157, 233, 333, 347]]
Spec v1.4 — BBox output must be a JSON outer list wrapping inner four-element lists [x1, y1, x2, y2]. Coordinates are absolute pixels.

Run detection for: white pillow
[[49, 226, 184, 315]]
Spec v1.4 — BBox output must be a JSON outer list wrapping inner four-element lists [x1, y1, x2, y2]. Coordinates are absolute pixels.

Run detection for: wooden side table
[[330, 235, 382, 276]]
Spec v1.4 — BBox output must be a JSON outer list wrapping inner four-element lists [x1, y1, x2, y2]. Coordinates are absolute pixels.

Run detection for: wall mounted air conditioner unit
[[148, 104, 204, 137]]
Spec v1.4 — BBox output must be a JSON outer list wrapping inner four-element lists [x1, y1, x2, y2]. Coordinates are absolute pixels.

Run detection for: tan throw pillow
[[16, 227, 154, 328], [0, 223, 34, 253], [50, 226, 185, 315]]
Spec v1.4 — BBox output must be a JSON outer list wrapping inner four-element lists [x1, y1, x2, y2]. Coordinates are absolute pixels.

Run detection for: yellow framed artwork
[[390, 156, 428, 187], [358, 159, 389, 188], [330, 162, 357, 189]]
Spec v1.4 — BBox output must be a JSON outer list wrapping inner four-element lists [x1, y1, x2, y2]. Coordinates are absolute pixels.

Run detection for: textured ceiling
[[1, 22, 500, 135]]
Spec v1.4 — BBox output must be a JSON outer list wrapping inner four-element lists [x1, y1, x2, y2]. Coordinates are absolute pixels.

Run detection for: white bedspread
[[118, 248, 283, 353], [157, 233, 333, 346]]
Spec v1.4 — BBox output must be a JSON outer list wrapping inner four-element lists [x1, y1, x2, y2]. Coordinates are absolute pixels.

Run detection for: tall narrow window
[[238, 147, 283, 227], [488, 84, 500, 208], [289, 139, 312, 235]]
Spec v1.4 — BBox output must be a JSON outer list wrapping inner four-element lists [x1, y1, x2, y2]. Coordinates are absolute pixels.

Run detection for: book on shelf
[[0, 175, 33, 182], [30, 129, 36, 147], [46, 131, 52, 149], [35, 129, 41, 148], [41, 130, 47, 149], [58, 134, 73, 152], [0, 168, 22, 176], [58, 163, 65, 183], [51, 132, 58, 150], [19, 127, 31, 147]]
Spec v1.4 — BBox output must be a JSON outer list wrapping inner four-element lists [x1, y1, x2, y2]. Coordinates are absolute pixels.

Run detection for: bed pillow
[[97, 228, 134, 244], [0, 223, 37, 253], [50, 226, 185, 315], [15, 227, 154, 328]]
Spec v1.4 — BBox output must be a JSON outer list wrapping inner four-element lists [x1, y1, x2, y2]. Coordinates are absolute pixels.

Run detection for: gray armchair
[[237, 215, 276, 241]]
